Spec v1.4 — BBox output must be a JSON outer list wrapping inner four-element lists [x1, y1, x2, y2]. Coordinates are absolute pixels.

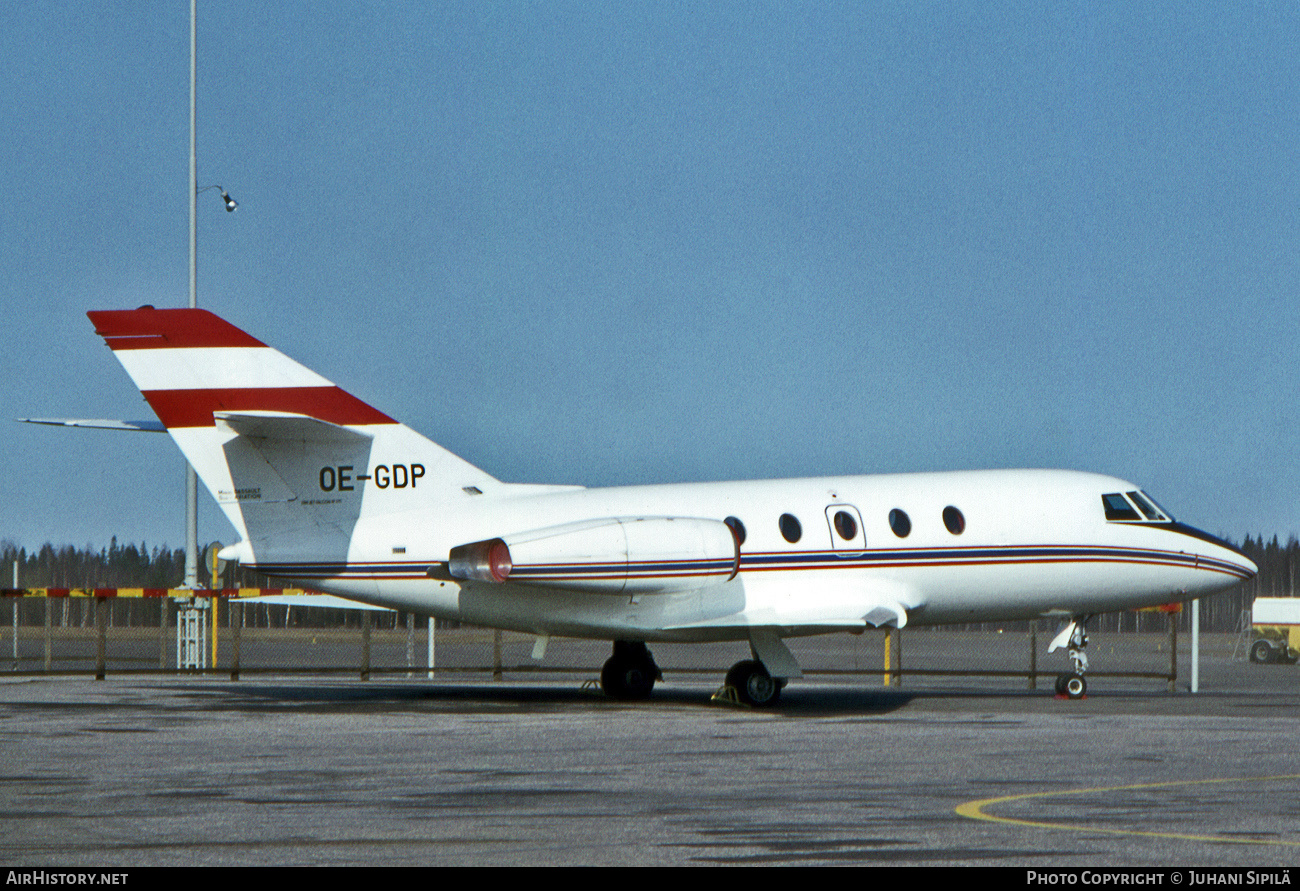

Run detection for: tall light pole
[[186, 1, 236, 588], [186, 0, 199, 589]]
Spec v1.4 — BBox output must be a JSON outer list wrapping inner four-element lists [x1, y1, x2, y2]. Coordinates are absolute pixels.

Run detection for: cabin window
[[779, 513, 802, 543], [888, 508, 911, 538], [724, 516, 747, 546], [1102, 493, 1141, 521], [943, 506, 965, 535], [833, 510, 858, 541]]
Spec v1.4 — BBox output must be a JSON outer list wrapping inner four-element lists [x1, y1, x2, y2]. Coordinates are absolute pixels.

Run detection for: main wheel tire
[[726, 660, 781, 707], [601, 657, 655, 700], [1054, 673, 1068, 695], [1250, 640, 1276, 664], [1064, 673, 1087, 699]]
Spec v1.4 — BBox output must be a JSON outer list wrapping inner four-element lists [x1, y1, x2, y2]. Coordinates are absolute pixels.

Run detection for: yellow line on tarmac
[[956, 775, 1300, 847]]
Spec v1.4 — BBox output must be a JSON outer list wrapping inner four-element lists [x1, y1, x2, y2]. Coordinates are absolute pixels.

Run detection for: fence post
[[1029, 624, 1038, 689], [405, 612, 413, 677], [493, 629, 502, 681], [159, 597, 168, 669], [1168, 611, 1177, 693], [895, 628, 902, 686], [360, 610, 371, 681], [95, 596, 107, 680], [10, 561, 16, 670], [44, 596, 52, 672], [230, 599, 241, 681], [434, 613, 444, 676]]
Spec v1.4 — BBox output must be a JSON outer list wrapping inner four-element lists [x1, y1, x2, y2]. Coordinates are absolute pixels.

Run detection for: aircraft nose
[[1206, 534, 1257, 581], [1169, 522, 1256, 582], [1220, 548, 1258, 582], [1233, 550, 1258, 580]]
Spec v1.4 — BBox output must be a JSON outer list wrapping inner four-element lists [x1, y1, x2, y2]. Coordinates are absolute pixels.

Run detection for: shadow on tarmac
[[180, 679, 922, 717]]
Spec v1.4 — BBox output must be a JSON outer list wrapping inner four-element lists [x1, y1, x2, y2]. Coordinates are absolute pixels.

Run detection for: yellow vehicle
[[1250, 597, 1300, 664]]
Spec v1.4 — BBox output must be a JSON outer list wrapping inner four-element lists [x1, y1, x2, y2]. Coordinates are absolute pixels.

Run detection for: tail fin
[[88, 307, 498, 561]]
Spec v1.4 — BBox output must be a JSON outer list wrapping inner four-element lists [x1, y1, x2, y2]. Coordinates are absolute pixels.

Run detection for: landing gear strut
[[1049, 616, 1091, 700], [600, 641, 661, 700]]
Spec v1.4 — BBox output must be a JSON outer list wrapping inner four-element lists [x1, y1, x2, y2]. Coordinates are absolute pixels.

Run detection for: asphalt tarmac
[[1, 670, 1298, 867]]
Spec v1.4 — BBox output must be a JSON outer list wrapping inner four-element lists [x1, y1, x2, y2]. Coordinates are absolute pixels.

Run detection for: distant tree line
[[2, 534, 1294, 634], [1232, 533, 1298, 609], [1, 537, 277, 590]]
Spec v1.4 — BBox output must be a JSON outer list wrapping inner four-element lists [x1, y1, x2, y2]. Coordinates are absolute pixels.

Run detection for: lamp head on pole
[[198, 184, 238, 212]]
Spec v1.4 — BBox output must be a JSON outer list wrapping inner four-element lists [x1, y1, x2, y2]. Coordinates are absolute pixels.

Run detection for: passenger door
[[825, 504, 866, 556]]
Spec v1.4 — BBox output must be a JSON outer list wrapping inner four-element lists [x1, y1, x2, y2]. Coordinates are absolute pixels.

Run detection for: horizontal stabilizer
[[20, 418, 166, 433], [215, 411, 375, 444]]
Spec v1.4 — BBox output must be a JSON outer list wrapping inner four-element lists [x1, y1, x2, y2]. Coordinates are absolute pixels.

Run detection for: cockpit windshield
[[1102, 491, 1175, 523]]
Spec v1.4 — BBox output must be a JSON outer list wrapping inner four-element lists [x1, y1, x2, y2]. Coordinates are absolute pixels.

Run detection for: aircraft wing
[[662, 575, 916, 634]]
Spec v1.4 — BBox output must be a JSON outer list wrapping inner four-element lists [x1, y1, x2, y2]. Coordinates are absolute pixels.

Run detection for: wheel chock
[[711, 685, 746, 707]]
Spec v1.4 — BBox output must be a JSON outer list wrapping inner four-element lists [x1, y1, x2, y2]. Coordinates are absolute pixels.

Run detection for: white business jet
[[69, 307, 1255, 704]]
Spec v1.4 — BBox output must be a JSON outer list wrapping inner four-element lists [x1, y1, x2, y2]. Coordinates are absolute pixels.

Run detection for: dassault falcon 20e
[[78, 307, 1255, 704]]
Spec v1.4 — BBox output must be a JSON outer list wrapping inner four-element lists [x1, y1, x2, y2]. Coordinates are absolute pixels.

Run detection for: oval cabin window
[[889, 509, 911, 538]]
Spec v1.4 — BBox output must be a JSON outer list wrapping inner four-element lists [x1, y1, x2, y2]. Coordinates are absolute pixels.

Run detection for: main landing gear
[[600, 641, 662, 700], [719, 630, 800, 707], [1048, 615, 1091, 700], [724, 659, 783, 707], [597, 639, 793, 708]]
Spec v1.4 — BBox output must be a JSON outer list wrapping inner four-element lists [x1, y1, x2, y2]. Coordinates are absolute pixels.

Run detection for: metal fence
[[3, 590, 1283, 694]]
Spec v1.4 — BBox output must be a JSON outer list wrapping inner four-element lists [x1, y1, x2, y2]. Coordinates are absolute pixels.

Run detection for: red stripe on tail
[[143, 388, 397, 428], [88, 308, 265, 350]]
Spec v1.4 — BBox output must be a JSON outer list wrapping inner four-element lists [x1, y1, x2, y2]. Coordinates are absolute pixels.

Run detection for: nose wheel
[[1054, 672, 1087, 698], [1048, 616, 1091, 700]]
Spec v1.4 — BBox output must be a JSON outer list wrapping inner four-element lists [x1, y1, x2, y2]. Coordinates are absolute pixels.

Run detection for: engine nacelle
[[448, 517, 740, 595]]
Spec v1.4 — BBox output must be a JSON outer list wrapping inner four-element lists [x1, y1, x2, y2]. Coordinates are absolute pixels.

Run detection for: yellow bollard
[[883, 630, 892, 687]]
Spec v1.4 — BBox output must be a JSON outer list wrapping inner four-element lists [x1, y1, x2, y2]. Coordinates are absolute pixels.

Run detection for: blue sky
[[3, 2, 1297, 553]]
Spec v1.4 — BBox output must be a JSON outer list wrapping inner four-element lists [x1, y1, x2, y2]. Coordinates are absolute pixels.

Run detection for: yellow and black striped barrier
[[0, 587, 308, 599]]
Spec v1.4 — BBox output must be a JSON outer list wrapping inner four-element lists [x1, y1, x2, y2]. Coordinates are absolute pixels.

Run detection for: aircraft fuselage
[[256, 468, 1253, 641]]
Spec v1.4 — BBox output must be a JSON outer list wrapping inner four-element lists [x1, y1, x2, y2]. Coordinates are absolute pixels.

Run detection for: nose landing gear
[[1049, 616, 1091, 700]]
